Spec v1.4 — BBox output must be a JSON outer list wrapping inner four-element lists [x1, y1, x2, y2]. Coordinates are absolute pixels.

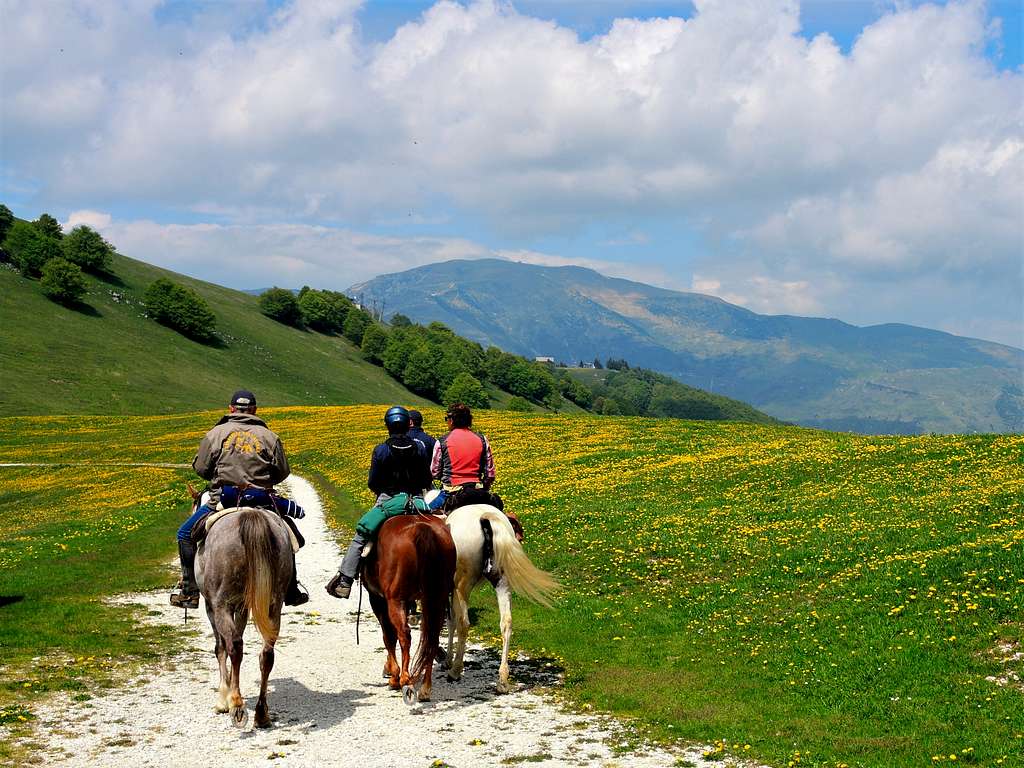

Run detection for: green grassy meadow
[[0, 408, 1021, 767]]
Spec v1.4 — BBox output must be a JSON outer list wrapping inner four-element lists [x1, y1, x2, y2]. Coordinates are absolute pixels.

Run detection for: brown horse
[[196, 506, 292, 728], [360, 513, 456, 703]]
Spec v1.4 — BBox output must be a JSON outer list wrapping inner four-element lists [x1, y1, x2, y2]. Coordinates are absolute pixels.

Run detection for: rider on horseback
[[429, 403, 524, 540], [428, 402, 496, 510], [407, 409, 436, 459], [170, 390, 309, 609], [325, 405, 432, 599]]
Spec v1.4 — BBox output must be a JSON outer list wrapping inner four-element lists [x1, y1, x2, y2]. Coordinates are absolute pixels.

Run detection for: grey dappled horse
[[196, 507, 292, 728]]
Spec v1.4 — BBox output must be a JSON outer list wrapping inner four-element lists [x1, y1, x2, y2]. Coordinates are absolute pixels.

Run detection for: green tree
[[0, 204, 13, 244], [3, 220, 61, 276], [507, 396, 532, 412], [61, 225, 114, 273], [342, 308, 371, 345], [390, 313, 413, 327], [298, 289, 339, 332], [382, 335, 416, 379], [360, 323, 389, 363], [259, 287, 303, 327], [39, 257, 87, 305], [403, 345, 439, 398], [34, 213, 63, 240], [444, 372, 489, 409], [144, 278, 217, 342]]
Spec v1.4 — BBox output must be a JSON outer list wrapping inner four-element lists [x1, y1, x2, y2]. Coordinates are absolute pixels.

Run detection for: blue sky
[[2, 0, 1022, 347]]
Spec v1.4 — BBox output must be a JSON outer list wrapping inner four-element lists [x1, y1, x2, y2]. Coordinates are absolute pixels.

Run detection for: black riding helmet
[[384, 405, 411, 433]]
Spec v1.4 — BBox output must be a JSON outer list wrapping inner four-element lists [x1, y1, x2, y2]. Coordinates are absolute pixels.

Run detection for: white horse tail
[[482, 509, 559, 608], [238, 509, 280, 644]]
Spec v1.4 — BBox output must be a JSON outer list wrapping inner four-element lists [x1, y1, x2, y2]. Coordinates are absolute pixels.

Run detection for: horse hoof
[[214, 702, 229, 714], [446, 671, 461, 683], [496, 680, 511, 695], [417, 690, 431, 703], [231, 706, 248, 728], [254, 713, 272, 729], [402, 685, 416, 706]]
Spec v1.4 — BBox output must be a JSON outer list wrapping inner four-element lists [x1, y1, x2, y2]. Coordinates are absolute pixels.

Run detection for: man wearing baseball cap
[[170, 389, 308, 608]]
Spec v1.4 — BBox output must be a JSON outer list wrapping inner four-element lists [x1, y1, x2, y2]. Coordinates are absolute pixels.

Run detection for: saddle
[[192, 507, 303, 553], [442, 483, 504, 513]]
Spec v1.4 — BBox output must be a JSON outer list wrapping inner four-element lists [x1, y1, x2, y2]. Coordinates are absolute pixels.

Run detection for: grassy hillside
[[566, 365, 780, 424], [0, 254, 429, 415], [2, 409, 1020, 767]]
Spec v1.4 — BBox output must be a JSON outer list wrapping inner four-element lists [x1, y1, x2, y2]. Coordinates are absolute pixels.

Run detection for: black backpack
[[384, 435, 426, 495]]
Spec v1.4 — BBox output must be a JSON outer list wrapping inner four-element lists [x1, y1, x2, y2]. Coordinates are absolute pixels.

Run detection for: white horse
[[438, 500, 559, 693]]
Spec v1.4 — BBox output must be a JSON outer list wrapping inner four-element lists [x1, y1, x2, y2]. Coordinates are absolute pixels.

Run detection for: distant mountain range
[[350, 259, 1024, 434]]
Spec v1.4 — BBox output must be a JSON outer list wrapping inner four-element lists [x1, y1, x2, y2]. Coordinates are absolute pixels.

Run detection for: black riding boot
[[285, 552, 309, 607], [170, 539, 200, 609]]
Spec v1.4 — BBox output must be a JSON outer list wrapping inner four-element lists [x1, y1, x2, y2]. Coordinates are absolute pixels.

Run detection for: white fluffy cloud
[[2, 0, 1021, 345]]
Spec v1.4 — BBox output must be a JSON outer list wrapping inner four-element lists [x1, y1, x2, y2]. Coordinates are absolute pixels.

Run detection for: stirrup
[[170, 590, 199, 609], [325, 572, 352, 599], [286, 581, 310, 607]]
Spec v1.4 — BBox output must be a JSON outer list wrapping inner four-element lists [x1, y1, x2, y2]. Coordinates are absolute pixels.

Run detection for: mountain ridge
[[350, 258, 1023, 434]]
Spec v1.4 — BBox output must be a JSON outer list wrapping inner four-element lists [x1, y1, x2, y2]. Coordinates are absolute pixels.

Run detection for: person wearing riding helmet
[[325, 405, 431, 599]]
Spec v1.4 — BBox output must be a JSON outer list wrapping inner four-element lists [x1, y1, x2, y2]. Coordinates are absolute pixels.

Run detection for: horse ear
[[187, 482, 200, 502]]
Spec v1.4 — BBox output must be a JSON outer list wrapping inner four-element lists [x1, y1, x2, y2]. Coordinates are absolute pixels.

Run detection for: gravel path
[[30, 475, 739, 768]]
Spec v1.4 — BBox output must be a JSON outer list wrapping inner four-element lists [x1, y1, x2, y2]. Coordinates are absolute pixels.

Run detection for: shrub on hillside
[[144, 277, 217, 342], [259, 287, 303, 327], [342, 307, 371, 345], [506, 395, 532, 412], [402, 345, 438, 396], [360, 323, 389, 363], [3, 220, 62, 276], [62, 225, 114, 273], [40, 258, 88, 305], [0, 204, 13, 245], [444, 373, 489, 409], [298, 288, 346, 332], [33, 213, 63, 240]]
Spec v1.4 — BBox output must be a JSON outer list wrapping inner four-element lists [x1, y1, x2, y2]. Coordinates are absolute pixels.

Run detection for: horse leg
[[226, 611, 247, 729], [205, 598, 231, 713], [254, 640, 275, 728], [370, 593, 400, 686], [214, 633, 231, 713], [442, 595, 454, 669], [388, 598, 413, 690], [447, 579, 471, 682], [495, 576, 513, 694]]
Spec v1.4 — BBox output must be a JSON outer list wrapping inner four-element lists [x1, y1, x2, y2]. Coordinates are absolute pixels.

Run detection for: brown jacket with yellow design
[[192, 412, 290, 505]]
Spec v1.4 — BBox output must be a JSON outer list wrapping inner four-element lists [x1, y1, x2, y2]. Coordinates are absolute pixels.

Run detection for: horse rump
[[480, 508, 559, 608], [409, 520, 456, 683]]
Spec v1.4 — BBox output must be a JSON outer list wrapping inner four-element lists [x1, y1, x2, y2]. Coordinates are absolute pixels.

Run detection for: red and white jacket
[[430, 428, 495, 489]]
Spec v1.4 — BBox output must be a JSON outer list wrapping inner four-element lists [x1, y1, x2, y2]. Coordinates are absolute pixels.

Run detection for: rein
[[355, 576, 364, 645]]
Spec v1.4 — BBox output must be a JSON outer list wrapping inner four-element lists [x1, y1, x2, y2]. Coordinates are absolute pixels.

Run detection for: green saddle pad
[[356, 493, 430, 538]]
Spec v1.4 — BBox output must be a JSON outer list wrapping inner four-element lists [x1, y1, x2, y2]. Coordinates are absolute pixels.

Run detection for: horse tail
[[238, 509, 280, 644], [411, 523, 455, 684], [483, 509, 559, 608]]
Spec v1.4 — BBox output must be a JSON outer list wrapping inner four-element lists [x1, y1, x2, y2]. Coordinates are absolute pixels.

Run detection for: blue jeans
[[178, 503, 213, 542], [427, 490, 447, 511]]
